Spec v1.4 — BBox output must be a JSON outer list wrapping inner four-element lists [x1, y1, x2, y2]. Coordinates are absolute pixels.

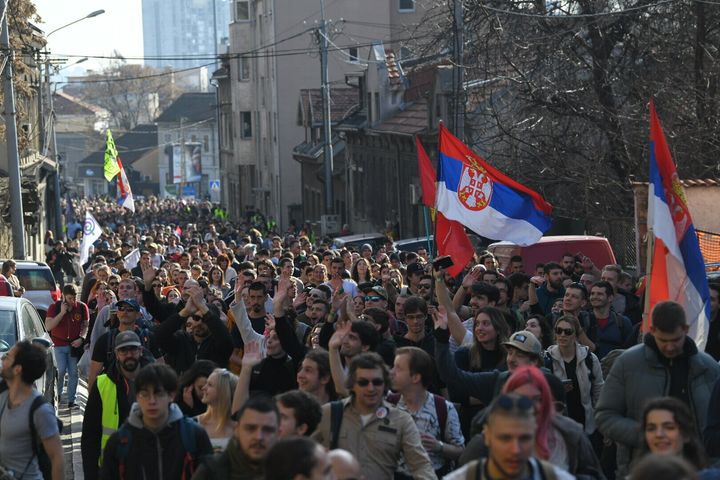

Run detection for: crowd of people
[[1, 196, 720, 480]]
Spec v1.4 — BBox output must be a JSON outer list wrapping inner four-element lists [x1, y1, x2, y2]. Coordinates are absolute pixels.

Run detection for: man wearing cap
[[404, 262, 426, 296], [81, 331, 149, 480], [88, 298, 161, 389], [45, 283, 89, 407]]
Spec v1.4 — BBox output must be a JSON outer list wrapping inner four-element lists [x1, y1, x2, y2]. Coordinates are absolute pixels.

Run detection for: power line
[[479, 0, 676, 18]]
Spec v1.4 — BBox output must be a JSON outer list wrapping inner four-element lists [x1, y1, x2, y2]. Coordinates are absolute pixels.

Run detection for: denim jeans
[[55, 345, 79, 403]]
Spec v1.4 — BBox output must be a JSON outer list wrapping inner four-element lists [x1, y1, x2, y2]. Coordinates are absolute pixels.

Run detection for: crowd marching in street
[[0, 193, 719, 480]]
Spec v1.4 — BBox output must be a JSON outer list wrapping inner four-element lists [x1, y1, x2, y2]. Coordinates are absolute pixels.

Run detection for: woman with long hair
[[209, 265, 230, 297], [525, 315, 554, 349], [545, 314, 604, 436], [459, 366, 604, 479], [637, 397, 707, 470], [455, 307, 509, 373], [195, 368, 239, 453], [351, 257, 372, 284], [216, 253, 237, 285]]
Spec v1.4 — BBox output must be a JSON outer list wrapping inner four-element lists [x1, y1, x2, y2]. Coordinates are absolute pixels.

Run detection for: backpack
[[385, 392, 449, 441], [28, 396, 64, 480], [115, 416, 198, 480], [464, 458, 558, 480], [543, 350, 595, 384]]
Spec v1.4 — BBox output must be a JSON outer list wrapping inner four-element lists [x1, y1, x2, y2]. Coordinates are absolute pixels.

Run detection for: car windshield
[[0, 310, 17, 353], [15, 269, 56, 291]]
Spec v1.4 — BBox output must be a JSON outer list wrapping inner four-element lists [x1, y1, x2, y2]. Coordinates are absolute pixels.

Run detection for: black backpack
[[28, 396, 64, 480]]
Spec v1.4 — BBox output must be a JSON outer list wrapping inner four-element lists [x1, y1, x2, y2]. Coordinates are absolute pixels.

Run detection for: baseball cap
[[406, 262, 425, 276], [370, 286, 387, 299], [116, 299, 141, 311], [114, 331, 142, 350], [503, 330, 542, 356]]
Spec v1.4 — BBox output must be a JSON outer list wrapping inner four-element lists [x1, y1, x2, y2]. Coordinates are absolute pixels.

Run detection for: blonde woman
[[195, 368, 239, 452]]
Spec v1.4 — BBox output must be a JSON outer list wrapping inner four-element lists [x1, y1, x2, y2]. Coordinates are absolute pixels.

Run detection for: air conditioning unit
[[320, 214, 340, 236]]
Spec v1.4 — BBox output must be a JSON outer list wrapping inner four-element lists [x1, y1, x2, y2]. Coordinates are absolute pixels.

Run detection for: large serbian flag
[[647, 100, 709, 347], [415, 136, 474, 276], [435, 124, 552, 245]]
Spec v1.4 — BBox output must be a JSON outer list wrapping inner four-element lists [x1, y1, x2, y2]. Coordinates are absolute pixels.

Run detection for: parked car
[[487, 235, 617, 273], [393, 234, 485, 255], [0, 260, 60, 319], [0, 297, 57, 405], [331, 233, 387, 251]]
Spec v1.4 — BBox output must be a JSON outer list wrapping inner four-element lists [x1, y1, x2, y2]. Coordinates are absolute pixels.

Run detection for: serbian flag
[[174, 226, 183, 238], [646, 100, 709, 348], [416, 136, 474, 277], [117, 158, 135, 213], [436, 124, 552, 245]]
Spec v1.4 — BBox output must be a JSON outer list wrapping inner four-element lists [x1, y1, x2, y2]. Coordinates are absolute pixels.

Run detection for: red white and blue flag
[[647, 100, 709, 347], [416, 136, 474, 277], [436, 124, 552, 245], [117, 158, 135, 213]]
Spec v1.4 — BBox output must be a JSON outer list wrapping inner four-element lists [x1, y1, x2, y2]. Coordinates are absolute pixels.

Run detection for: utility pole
[[452, 0, 465, 140], [179, 117, 186, 199], [1, 0, 26, 258], [319, 0, 334, 214], [45, 60, 63, 238]]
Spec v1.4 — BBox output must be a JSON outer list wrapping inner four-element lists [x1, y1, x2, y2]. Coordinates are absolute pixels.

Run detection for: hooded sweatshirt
[[100, 402, 213, 480]]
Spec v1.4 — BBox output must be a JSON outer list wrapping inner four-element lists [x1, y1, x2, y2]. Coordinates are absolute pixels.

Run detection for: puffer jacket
[[546, 343, 604, 434], [595, 335, 720, 477]]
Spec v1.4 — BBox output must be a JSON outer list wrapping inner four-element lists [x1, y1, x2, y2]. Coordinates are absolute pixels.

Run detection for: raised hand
[[141, 262, 157, 289], [432, 305, 449, 330], [264, 313, 276, 331], [462, 266, 483, 288], [242, 340, 265, 368], [328, 321, 351, 351]]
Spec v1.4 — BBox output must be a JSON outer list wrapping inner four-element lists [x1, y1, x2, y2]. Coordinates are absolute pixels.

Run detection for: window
[[240, 112, 252, 139], [238, 56, 250, 81], [348, 47, 358, 62], [235, 0, 250, 21], [399, 0, 415, 11]]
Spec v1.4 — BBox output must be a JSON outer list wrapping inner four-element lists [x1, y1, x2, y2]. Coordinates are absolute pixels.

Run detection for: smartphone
[[432, 256, 454, 271]]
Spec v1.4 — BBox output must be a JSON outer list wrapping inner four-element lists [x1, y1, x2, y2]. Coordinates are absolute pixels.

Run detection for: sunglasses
[[417, 284, 432, 290], [555, 327, 575, 336], [495, 394, 534, 412], [364, 296, 382, 302], [356, 378, 384, 387], [152, 283, 162, 288]]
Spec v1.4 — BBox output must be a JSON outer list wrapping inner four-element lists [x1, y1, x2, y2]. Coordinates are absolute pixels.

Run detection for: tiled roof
[[79, 124, 158, 166], [370, 98, 429, 136], [155, 92, 216, 123], [298, 87, 360, 126], [53, 92, 103, 116]]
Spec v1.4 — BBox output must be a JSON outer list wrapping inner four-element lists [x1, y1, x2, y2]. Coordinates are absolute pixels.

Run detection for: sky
[[32, 0, 144, 78]]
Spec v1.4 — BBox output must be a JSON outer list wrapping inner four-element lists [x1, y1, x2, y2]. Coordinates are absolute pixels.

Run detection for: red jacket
[[46, 301, 89, 346]]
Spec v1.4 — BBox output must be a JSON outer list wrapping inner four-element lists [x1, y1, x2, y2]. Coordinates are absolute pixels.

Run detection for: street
[[58, 377, 87, 479]]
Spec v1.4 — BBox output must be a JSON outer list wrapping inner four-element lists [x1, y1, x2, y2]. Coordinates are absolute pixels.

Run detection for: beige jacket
[[312, 397, 435, 480]]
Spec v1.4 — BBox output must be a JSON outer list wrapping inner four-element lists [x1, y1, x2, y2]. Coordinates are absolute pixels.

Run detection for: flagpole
[[422, 206, 432, 259], [642, 226, 654, 333]]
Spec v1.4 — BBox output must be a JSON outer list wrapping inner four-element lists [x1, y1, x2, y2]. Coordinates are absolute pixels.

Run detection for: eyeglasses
[[417, 284, 432, 290], [356, 378, 384, 387], [555, 327, 575, 336], [495, 394, 534, 412], [137, 390, 169, 401], [364, 296, 382, 302]]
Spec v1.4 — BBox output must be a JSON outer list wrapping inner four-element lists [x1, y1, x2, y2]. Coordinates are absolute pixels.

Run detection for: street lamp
[[46, 10, 105, 38], [45, 10, 105, 239]]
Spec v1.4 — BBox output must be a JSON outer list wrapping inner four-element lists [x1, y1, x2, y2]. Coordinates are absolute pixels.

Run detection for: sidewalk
[[58, 377, 87, 480]]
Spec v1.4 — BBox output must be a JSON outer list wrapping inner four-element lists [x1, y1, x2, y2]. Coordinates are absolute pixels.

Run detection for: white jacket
[[546, 343, 604, 434]]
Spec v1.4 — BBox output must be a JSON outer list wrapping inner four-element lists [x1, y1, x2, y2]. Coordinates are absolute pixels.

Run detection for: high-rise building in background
[[142, 0, 230, 71]]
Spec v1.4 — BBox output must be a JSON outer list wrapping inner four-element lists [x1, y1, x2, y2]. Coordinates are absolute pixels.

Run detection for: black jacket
[[154, 310, 234, 374], [80, 360, 143, 480]]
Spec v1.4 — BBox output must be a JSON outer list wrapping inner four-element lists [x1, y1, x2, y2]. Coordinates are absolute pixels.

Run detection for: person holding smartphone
[[45, 284, 89, 407]]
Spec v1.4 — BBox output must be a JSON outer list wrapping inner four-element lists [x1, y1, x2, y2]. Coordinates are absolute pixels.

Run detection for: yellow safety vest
[[96, 374, 119, 466]]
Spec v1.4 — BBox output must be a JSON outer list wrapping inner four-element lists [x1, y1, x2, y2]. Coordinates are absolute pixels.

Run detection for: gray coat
[[594, 335, 720, 477]]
